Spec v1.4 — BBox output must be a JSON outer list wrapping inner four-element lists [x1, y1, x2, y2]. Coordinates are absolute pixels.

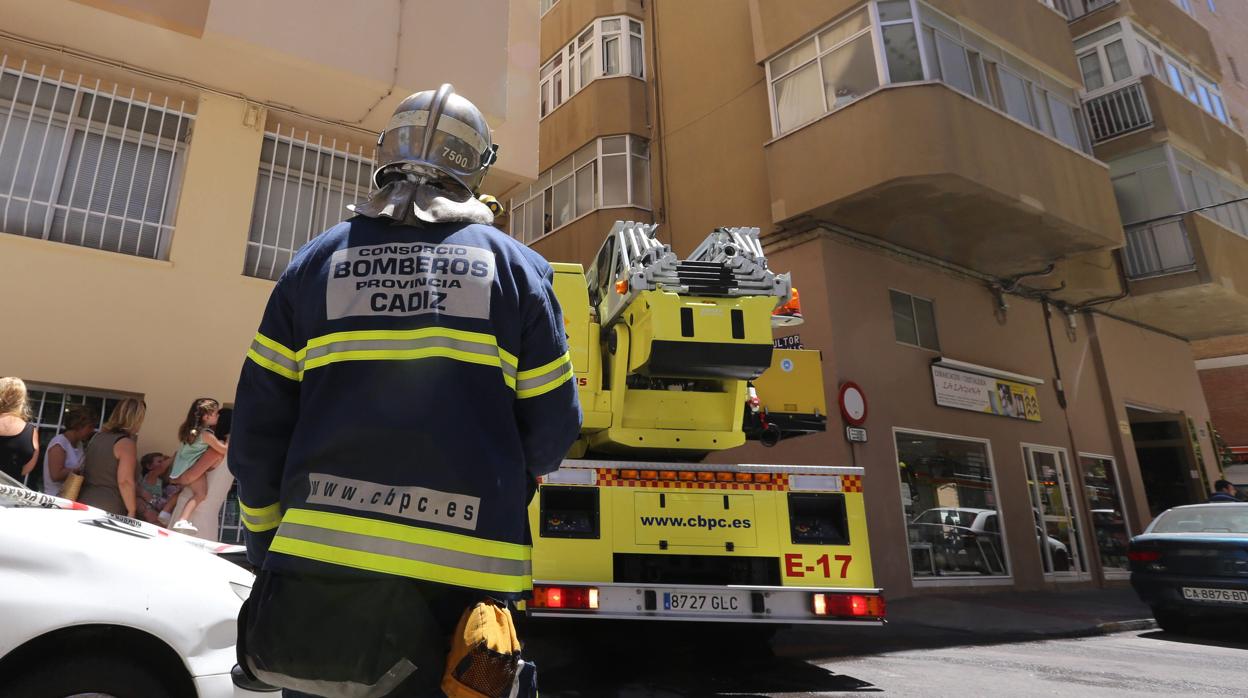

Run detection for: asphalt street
[[524, 620, 1248, 697]]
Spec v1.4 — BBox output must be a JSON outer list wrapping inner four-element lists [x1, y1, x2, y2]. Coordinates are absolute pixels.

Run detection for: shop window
[[890, 289, 939, 350], [896, 431, 1009, 579], [1081, 454, 1131, 576]]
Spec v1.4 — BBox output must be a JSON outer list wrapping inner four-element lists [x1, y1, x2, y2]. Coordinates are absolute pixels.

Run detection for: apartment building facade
[[0, 0, 538, 537], [511, 0, 1242, 598]]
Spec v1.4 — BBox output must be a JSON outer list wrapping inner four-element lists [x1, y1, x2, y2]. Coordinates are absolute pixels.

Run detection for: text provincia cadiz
[[327, 243, 496, 320]]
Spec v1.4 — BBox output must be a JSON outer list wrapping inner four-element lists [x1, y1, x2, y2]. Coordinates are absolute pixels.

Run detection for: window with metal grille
[[24, 384, 137, 493], [0, 56, 193, 259], [244, 125, 375, 280]]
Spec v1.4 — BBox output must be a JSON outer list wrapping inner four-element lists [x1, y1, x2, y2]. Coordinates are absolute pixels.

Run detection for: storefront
[[722, 229, 1223, 598]]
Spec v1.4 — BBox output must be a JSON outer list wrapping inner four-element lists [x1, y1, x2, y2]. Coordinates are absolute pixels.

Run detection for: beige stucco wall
[[0, 0, 539, 192], [656, 0, 774, 256], [1, 93, 270, 458]]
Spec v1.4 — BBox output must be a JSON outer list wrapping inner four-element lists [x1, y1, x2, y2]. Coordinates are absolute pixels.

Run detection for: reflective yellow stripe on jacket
[[515, 351, 573, 399], [240, 500, 283, 532], [268, 508, 533, 593], [245, 328, 520, 391]]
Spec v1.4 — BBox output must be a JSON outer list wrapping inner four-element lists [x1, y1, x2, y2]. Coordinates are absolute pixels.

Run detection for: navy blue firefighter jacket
[[229, 216, 582, 597]]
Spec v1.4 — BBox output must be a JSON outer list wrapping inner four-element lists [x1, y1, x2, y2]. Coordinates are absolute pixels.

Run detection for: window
[[0, 57, 193, 259], [245, 126, 374, 280], [1083, 457, 1133, 576], [764, 4, 1088, 151], [24, 384, 134, 494], [914, 6, 1086, 151], [1174, 0, 1193, 13], [1206, 0, 1217, 12], [890, 289, 939, 350], [897, 431, 1008, 580], [539, 16, 645, 119], [509, 135, 650, 243], [1024, 446, 1087, 575], [540, 0, 558, 16], [1132, 27, 1229, 124], [767, 8, 877, 135]]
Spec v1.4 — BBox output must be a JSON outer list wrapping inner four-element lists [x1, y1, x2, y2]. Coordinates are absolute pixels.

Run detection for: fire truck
[[524, 222, 882, 626]]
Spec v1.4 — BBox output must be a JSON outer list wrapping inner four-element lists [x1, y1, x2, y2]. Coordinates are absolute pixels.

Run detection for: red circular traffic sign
[[839, 382, 868, 426]]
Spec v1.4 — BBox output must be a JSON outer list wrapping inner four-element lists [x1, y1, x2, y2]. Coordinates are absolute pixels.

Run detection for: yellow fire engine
[[525, 222, 882, 625]]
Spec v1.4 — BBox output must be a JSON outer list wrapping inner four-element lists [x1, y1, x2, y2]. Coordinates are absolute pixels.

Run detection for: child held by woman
[[169, 398, 227, 533]]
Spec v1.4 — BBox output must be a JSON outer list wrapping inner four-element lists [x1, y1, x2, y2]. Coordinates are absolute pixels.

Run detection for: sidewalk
[[776, 587, 1154, 658]]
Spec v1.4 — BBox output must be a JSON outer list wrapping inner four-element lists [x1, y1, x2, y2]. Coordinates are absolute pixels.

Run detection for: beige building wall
[[2, 92, 267, 457], [0, 0, 537, 461]]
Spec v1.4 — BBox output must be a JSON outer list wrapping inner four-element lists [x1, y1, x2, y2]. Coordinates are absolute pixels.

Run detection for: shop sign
[[931, 365, 1041, 422], [774, 335, 803, 350]]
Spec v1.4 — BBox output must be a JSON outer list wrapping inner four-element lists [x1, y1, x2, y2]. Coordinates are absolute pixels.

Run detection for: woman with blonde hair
[[0, 377, 39, 484], [78, 397, 146, 516]]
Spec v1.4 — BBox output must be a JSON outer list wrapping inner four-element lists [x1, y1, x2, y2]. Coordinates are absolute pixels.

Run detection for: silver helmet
[[374, 84, 499, 194]]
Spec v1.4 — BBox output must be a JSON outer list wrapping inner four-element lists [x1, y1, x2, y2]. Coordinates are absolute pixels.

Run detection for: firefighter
[[229, 84, 581, 698]]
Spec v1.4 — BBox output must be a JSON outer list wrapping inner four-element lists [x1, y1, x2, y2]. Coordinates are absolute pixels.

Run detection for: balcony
[[1068, 0, 1220, 82], [1114, 213, 1248, 339], [539, 78, 649, 167], [1088, 76, 1248, 181], [749, 0, 1081, 85], [763, 83, 1123, 280]]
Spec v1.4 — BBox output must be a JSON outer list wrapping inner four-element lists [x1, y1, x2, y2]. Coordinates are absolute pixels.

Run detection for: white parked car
[[0, 472, 273, 697]]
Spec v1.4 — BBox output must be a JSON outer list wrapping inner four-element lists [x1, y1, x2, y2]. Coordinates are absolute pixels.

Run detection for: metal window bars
[[0, 54, 193, 259], [244, 125, 376, 281], [1084, 80, 1153, 143], [1122, 218, 1196, 279]]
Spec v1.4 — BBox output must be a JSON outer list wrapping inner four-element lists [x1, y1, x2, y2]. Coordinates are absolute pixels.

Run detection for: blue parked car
[[1129, 503, 1248, 634]]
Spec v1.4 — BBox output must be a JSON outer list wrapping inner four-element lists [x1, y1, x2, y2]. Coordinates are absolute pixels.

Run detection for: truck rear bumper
[[524, 581, 885, 625]]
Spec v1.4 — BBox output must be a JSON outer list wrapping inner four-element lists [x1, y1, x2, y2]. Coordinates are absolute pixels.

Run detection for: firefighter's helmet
[[374, 84, 499, 194]]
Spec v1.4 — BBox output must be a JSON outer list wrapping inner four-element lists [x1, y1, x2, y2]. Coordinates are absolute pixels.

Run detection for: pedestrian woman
[[79, 398, 145, 517], [0, 377, 39, 485], [42, 405, 97, 496]]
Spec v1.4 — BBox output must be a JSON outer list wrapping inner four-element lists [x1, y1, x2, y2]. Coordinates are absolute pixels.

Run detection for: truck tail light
[[540, 486, 600, 539], [532, 585, 599, 610], [812, 593, 884, 618]]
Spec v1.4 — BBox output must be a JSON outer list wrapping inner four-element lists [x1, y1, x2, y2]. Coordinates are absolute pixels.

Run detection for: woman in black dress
[[0, 377, 39, 485]]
